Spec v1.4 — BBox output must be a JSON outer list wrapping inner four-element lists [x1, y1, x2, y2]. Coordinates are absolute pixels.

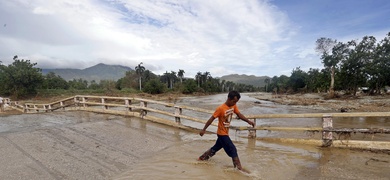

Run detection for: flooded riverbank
[[1, 93, 389, 179]]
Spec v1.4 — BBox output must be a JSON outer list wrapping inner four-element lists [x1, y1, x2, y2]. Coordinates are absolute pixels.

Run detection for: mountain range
[[42, 63, 269, 87], [219, 74, 269, 88], [41, 63, 132, 82]]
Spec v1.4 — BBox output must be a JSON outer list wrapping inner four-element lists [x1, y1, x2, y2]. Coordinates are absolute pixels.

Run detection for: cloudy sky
[[0, 0, 389, 78]]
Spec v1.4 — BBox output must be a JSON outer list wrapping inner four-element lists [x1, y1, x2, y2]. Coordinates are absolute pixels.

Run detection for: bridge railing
[[235, 113, 390, 150], [6, 95, 390, 151]]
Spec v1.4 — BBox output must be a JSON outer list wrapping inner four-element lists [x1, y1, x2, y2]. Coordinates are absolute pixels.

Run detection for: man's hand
[[199, 129, 206, 136], [248, 120, 255, 127]]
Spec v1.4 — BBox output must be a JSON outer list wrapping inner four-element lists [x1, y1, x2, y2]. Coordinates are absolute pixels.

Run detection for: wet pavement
[[1, 93, 389, 179], [0, 112, 182, 180]]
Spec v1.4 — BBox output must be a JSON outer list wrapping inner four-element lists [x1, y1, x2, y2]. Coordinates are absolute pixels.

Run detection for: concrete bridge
[[6, 95, 390, 150], [1, 95, 390, 179]]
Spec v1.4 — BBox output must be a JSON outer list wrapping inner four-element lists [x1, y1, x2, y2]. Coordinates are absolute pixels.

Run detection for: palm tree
[[221, 79, 226, 92], [178, 69, 185, 83], [203, 71, 210, 82], [264, 78, 270, 92], [135, 62, 145, 91], [169, 71, 177, 89], [201, 71, 211, 88], [195, 72, 202, 87]]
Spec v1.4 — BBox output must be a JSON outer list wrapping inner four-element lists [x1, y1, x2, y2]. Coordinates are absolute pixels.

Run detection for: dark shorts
[[210, 135, 238, 158]]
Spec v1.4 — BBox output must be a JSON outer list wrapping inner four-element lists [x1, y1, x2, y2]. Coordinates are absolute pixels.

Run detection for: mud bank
[[248, 92, 390, 112]]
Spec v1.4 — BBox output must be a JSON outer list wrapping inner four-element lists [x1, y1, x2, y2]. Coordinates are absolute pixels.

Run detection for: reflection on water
[[334, 116, 390, 128]]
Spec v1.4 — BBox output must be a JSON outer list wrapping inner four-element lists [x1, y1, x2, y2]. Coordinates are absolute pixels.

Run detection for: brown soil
[[250, 92, 390, 112]]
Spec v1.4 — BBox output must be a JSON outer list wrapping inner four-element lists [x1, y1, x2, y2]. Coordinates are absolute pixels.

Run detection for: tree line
[[1, 32, 389, 99], [0, 58, 259, 99], [265, 32, 390, 97]]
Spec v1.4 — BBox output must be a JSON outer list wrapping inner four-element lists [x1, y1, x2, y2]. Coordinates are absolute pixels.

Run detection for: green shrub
[[182, 79, 198, 94], [143, 79, 166, 94]]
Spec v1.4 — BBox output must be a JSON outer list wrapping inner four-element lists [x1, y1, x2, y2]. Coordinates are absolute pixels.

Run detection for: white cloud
[[1, 0, 387, 78]]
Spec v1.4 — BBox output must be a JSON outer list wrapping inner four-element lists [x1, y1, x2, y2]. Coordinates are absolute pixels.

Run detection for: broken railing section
[[233, 112, 390, 149], [11, 96, 76, 113], [320, 114, 390, 147]]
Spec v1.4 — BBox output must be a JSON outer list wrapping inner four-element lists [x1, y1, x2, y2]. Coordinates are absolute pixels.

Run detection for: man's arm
[[236, 112, 255, 127], [199, 116, 216, 136]]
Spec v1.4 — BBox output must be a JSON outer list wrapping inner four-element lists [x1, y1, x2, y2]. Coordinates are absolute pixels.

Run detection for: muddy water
[[1, 93, 389, 179], [115, 93, 390, 179]]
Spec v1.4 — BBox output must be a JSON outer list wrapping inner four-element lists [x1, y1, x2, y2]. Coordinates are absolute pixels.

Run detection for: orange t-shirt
[[213, 103, 240, 135]]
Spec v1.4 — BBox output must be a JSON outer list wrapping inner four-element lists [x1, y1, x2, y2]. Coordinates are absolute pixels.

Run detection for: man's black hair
[[228, 90, 241, 100]]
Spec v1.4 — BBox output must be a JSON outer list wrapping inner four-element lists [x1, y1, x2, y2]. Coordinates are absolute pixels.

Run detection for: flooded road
[[1, 93, 389, 179]]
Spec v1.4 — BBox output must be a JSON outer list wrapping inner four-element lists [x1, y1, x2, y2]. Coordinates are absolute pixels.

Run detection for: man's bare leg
[[232, 157, 242, 170], [198, 149, 216, 160]]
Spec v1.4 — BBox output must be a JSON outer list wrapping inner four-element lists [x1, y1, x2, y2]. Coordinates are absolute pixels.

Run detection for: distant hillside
[[219, 74, 270, 88], [42, 63, 133, 82], [42, 64, 269, 86]]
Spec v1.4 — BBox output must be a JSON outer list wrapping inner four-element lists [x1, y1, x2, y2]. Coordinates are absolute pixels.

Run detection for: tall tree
[[371, 32, 390, 93], [178, 69, 185, 83], [264, 78, 270, 92], [278, 75, 290, 93], [195, 72, 202, 87], [43, 72, 69, 89], [161, 71, 171, 88], [270, 76, 279, 93], [221, 79, 226, 92], [135, 62, 145, 91], [315, 37, 337, 98], [342, 36, 376, 95], [0, 56, 43, 98], [306, 68, 326, 93], [329, 42, 349, 94], [168, 71, 177, 89], [289, 67, 308, 92], [117, 70, 137, 90], [142, 70, 158, 84]]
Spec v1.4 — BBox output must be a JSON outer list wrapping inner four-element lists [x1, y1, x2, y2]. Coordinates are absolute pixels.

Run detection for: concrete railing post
[[74, 97, 78, 107], [102, 98, 107, 110], [140, 101, 147, 118], [322, 115, 333, 147], [174, 106, 182, 124], [248, 118, 257, 138], [82, 97, 87, 108], [60, 101, 65, 110], [125, 99, 132, 111]]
